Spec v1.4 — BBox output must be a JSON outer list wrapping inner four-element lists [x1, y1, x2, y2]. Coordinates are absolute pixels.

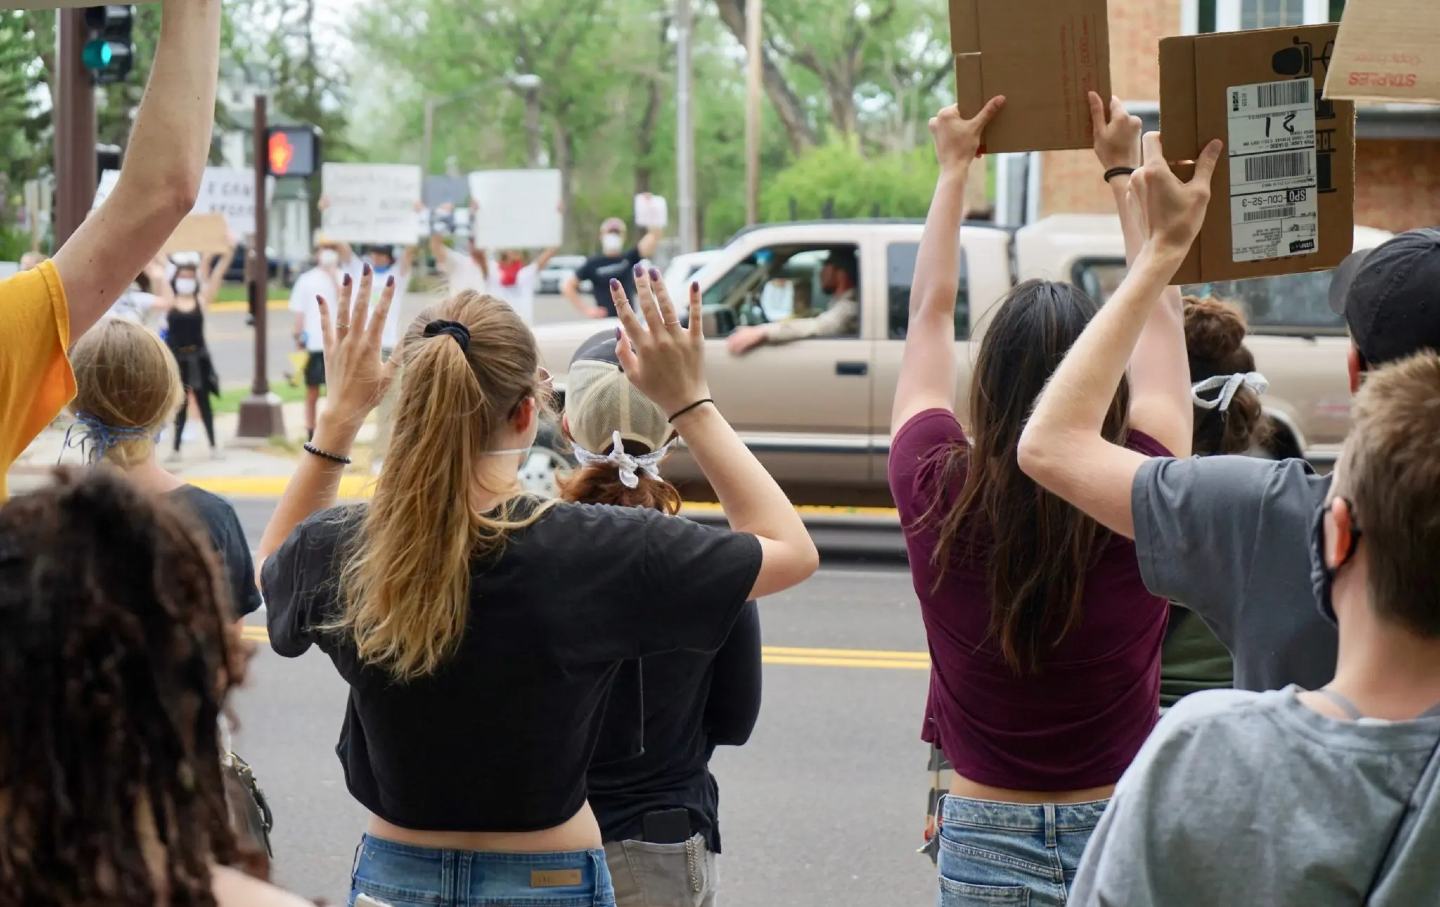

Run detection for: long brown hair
[[1183, 296, 1272, 455], [558, 438, 683, 515], [921, 280, 1130, 675], [0, 469, 247, 906], [68, 319, 184, 466], [335, 292, 555, 682]]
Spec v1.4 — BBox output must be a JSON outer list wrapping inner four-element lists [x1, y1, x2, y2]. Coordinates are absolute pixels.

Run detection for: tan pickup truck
[[525, 217, 1391, 503]]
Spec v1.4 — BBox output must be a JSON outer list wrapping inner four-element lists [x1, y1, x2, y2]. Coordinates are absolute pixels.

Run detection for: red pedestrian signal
[[266, 126, 320, 178]]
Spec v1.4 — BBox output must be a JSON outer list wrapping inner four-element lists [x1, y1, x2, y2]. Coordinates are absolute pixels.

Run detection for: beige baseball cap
[[565, 330, 672, 456]]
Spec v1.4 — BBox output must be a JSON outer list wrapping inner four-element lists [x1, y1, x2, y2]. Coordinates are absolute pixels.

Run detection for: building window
[[1194, 0, 1337, 32]]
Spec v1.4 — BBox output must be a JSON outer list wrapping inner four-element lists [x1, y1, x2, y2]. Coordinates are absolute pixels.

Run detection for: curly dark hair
[[0, 469, 247, 907], [1183, 296, 1273, 456]]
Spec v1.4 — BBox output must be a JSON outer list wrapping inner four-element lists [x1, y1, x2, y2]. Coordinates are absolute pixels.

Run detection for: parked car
[[524, 217, 1390, 502], [223, 243, 284, 284], [539, 254, 589, 295], [661, 250, 719, 295]]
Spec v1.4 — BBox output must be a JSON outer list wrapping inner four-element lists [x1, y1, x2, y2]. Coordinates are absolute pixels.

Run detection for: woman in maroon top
[[888, 96, 1210, 905]]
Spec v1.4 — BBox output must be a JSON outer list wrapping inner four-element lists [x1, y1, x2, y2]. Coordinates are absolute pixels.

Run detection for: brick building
[[1020, 0, 1440, 233]]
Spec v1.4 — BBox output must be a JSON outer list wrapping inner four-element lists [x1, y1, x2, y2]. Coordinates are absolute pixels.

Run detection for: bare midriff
[[366, 801, 603, 853], [950, 772, 1115, 805]]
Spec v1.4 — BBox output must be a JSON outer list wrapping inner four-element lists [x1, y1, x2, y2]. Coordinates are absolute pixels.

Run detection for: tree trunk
[[714, 0, 818, 155], [553, 121, 577, 247]]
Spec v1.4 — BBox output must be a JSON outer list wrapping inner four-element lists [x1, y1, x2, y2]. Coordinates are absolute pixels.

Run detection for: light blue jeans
[[348, 834, 616, 907], [935, 794, 1109, 906]]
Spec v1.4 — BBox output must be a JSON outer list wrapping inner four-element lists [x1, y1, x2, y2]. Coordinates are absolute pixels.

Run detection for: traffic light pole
[[54, 9, 96, 247], [237, 94, 286, 441]]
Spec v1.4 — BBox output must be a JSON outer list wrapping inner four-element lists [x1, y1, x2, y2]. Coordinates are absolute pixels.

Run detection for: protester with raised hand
[[256, 265, 815, 905], [566, 217, 663, 319], [888, 95, 1216, 905], [558, 329, 762, 906], [0, 0, 221, 500], [158, 247, 233, 461], [0, 469, 309, 907]]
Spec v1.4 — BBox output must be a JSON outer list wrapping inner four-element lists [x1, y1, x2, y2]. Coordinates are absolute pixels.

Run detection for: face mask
[[1309, 496, 1363, 627], [499, 260, 525, 287], [318, 249, 340, 269], [601, 233, 624, 255], [174, 278, 198, 296]]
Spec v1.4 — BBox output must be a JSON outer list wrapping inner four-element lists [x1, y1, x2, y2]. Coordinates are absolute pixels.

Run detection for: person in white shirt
[[359, 244, 416, 464], [290, 236, 355, 440], [108, 254, 173, 325], [487, 247, 559, 325], [429, 212, 489, 296]]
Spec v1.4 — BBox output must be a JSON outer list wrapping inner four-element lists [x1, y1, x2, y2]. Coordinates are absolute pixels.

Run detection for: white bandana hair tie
[[1191, 371, 1269, 413], [572, 430, 673, 489]]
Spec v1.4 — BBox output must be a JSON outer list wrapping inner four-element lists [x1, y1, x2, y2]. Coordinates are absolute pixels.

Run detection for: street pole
[[744, 0, 762, 225], [676, 0, 697, 252], [237, 94, 285, 441], [54, 9, 96, 247]]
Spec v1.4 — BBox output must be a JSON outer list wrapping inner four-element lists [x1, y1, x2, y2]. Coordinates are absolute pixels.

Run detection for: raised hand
[[318, 265, 397, 426], [1089, 91, 1142, 171], [929, 95, 1005, 173], [610, 266, 710, 417], [1128, 132, 1223, 264]]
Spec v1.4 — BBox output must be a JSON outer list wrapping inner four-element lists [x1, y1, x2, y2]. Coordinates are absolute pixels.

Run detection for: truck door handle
[[836, 361, 869, 376]]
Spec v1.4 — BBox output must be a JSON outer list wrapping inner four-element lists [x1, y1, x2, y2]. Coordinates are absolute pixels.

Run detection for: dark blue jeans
[[349, 834, 616, 907]]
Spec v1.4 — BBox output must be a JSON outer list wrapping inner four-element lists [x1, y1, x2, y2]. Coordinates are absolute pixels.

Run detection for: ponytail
[[334, 292, 554, 681], [559, 461, 683, 515]]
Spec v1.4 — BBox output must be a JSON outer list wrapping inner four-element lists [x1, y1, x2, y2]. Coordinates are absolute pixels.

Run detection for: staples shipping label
[[1226, 78, 1319, 264]]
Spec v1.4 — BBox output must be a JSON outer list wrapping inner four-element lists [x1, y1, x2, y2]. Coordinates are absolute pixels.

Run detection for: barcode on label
[[1243, 151, 1311, 182], [1256, 80, 1311, 109], [1242, 205, 1296, 222]]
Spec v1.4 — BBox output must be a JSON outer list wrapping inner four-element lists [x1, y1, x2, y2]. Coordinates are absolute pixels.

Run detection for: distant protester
[[565, 215, 663, 319]]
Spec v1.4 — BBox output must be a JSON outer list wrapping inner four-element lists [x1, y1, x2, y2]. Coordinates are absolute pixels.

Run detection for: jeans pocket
[[938, 875, 1031, 905], [350, 878, 442, 907]]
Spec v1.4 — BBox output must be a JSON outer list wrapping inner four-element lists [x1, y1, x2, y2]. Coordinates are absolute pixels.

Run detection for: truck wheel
[[518, 423, 574, 498]]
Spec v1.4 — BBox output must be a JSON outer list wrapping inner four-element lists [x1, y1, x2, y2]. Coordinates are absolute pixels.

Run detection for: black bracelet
[[1104, 166, 1136, 183], [668, 398, 715, 424], [303, 443, 352, 466]]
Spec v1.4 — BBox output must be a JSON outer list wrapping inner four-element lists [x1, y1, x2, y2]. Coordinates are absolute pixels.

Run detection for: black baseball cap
[[1328, 228, 1440, 366]]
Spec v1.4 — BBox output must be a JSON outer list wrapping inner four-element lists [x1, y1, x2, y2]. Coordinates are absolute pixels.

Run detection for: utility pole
[[237, 94, 285, 441], [676, 0, 697, 252], [54, 9, 97, 247], [422, 98, 435, 173], [744, 0, 762, 225], [523, 86, 542, 167]]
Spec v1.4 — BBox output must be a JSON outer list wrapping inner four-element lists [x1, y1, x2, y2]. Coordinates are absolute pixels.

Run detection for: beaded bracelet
[[303, 443, 352, 466]]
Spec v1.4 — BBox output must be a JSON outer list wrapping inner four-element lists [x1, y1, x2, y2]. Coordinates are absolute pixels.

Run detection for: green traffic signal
[[82, 5, 134, 85], [82, 40, 114, 71]]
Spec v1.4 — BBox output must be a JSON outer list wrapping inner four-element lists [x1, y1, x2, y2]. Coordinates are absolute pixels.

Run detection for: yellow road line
[[239, 627, 928, 671], [210, 299, 290, 313]]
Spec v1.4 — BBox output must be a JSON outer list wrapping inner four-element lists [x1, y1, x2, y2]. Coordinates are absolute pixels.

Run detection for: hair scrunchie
[[423, 319, 471, 353]]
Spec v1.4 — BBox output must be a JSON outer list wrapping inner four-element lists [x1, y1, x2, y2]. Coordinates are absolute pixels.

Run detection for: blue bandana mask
[[1309, 495, 1362, 627]]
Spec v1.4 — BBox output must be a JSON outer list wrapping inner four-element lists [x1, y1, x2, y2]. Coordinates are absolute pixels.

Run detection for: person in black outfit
[[564, 216, 664, 319], [160, 249, 232, 460], [255, 268, 817, 907], [558, 330, 761, 905]]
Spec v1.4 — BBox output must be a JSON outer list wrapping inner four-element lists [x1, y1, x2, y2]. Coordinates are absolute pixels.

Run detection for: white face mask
[[318, 249, 340, 269], [174, 278, 198, 296], [601, 233, 624, 255]]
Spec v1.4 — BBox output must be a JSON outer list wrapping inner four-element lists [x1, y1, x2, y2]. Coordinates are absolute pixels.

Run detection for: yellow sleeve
[[0, 260, 76, 499]]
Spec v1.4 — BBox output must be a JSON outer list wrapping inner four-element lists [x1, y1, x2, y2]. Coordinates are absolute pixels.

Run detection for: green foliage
[[757, 140, 938, 223]]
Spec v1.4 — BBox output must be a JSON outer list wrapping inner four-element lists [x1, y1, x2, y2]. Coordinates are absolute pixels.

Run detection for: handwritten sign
[[321, 164, 423, 246], [94, 167, 271, 237], [468, 169, 563, 249], [634, 193, 668, 229], [162, 214, 231, 256]]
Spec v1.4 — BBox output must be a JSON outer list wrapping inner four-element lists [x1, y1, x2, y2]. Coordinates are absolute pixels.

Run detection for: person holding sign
[[488, 247, 559, 325], [0, 0, 223, 501], [565, 216, 663, 319], [157, 247, 233, 461]]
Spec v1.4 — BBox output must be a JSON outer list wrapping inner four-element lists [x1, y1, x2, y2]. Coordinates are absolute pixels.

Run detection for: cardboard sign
[[634, 193, 668, 229], [1324, 0, 1440, 104], [320, 163, 423, 246], [94, 167, 271, 237], [468, 169, 563, 249], [162, 213, 231, 256], [950, 0, 1110, 153], [1160, 24, 1355, 284]]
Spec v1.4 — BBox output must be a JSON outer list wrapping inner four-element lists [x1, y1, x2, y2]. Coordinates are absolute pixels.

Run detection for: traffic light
[[266, 126, 321, 178], [82, 6, 135, 86]]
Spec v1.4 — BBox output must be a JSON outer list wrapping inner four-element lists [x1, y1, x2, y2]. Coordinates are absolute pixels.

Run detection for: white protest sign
[[320, 164, 423, 246], [468, 169, 563, 249], [634, 193, 668, 229], [93, 167, 271, 237]]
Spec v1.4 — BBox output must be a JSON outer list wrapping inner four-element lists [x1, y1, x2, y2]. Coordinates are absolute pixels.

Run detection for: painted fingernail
[[691, 281, 700, 294], [343, 274, 352, 286], [609, 277, 621, 289], [387, 274, 396, 287], [364, 263, 372, 276], [615, 326, 622, 340], [649, 267, 661, 281], [316, 295, 325, 305], [633, 264, 644, 278]]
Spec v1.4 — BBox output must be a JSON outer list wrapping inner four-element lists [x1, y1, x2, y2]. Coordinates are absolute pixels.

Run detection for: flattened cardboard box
[[950, 0, 1110, 153], [1324, 0, 1440, 104], [1161, 24, 1355, 284]]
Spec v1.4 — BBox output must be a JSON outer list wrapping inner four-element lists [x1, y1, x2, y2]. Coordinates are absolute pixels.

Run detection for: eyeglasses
[[512, 367, 555, 417]]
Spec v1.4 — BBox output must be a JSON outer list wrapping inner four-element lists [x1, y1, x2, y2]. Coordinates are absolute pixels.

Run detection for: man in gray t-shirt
[[1070, 353, 1440, 905]]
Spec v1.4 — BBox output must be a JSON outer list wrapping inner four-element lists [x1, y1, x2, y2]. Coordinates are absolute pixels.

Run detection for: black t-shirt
[[574, 248, 643, 316], [260, 500, 762, 833], [169, 485, 261, 618], [589, 599, 762, 853]]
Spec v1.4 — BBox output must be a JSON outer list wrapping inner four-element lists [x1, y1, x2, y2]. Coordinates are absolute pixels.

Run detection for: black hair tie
[[424, 319, 471, 352]]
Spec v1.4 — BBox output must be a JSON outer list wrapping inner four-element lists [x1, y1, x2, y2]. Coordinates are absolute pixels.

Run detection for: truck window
[[702, 245, 861, 338], [887, 242, 969, 340], [1072, 258, 1347, 335]]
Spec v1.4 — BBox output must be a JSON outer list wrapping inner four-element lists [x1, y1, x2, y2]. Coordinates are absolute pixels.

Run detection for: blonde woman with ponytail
[[66, 317, 261, 619], [257, 265, 818, 907]]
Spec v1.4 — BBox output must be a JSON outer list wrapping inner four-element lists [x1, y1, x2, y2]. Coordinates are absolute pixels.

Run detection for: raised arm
[[52, 0, 221, 344], [637, 226, 663, 260], [428, 231, 450, 269], [531, 247, 559, 272], [198, 246, 235, 309], [1018, 134, 1221, 537], [1090, 93, 1194, 460], [470, 244, 490, 280], [613, 270, 819, 599], [889, 97, 1004, 433]]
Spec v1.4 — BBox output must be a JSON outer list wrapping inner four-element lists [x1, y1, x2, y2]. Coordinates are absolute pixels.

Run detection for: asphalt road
[[227, 499, 938, 907]]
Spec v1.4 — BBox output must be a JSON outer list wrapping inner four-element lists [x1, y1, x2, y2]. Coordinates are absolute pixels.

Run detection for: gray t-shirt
[[1132, 455, 1336, 691], [1070, 687, 1440, 906]]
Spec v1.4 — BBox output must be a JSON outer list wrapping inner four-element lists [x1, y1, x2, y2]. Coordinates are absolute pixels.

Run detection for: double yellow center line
[[239, 628, 930, 672]]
